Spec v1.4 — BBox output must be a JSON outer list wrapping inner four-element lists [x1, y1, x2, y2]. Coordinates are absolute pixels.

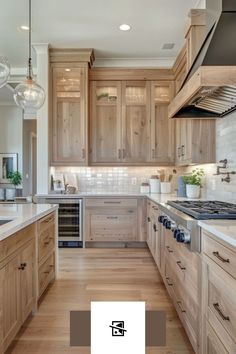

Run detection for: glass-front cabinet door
[[51, 66, 87, 165], [90, 81, 122, 163], [121, 81, 150, 163], [150, 81, 175, 164]]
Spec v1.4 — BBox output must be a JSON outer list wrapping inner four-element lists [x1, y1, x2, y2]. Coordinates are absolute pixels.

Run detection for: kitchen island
[[0, 203, 58, 354]]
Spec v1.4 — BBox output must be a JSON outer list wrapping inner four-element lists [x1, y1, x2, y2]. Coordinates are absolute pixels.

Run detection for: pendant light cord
[[27, 0, 32, 79]]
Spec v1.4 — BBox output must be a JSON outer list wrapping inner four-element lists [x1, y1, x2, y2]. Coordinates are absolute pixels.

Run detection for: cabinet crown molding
[[49, 48, 95, 67]]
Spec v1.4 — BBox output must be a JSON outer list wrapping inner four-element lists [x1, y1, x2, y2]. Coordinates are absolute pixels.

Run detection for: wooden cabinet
[[146, 201, 164, 273], [175, 119, 215, 166], [37, 212, 56, 299], [90, 81, 122, 163], [150, 81, 175, 163], [121, 81, 150, 163], [85, 198, 146, 243], [0, 225, 36, 353], [90, 79, 174, 165], [202, 230, 236, 354], [51, 64, 88, 165], [163, 227, 200, 353], [0, 253, 21, 353], [20, 240, 35, 322]]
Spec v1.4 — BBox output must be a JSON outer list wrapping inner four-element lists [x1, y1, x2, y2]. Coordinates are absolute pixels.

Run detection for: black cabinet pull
[[166, 277, 173, 286], [213, 303, 230, 321], [212, 251, 230, 263], [166, 246, 173, 253], [177, 261, 186, 270], [153, 224, 157, 232], [147, 217, 151, 222], [177, 301, 186, 313]]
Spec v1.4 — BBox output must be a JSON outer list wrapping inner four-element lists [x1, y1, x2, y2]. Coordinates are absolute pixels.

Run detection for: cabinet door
[[121, 81, 150, 163], [90, 81, 122, 163], [150, 82, 175, 164], [205, 322, 229, 354], [175, 120, 192, 165], [51, 66, 87, 165], [0, 254, 21, 351], [21, 240, 35, 322]]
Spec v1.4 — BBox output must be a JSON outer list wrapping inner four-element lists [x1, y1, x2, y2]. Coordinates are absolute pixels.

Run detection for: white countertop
[[198, 220, 236, 248], [0, 204, 58, 241], [35, 192, 145, 198]]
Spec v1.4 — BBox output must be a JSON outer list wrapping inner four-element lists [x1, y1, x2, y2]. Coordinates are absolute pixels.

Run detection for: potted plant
[[183, 168, 205, 199], [6, 171, 22, 200]]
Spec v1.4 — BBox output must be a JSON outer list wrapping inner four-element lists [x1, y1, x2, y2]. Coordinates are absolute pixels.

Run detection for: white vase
[[160, 182, 171, 194], [186, 185, 200, 199]]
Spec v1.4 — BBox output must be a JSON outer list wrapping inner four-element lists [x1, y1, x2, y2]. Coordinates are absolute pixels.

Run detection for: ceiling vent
[[162, 43, 175, 50]]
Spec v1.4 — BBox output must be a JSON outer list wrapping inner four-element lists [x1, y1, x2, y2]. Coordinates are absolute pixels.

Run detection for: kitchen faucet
[[215, 158, 236, 183]]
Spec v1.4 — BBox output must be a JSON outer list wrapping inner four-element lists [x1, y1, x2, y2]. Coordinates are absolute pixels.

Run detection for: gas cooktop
[[167, 200, 236, 220]]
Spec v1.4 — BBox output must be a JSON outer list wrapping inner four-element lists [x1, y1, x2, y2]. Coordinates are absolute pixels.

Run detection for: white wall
[[192, 112, 236, 202], [0, 105, 23, 178]]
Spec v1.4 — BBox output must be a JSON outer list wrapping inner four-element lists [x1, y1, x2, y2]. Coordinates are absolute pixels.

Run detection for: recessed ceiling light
[[119, 24, 131, 31], [20, 25, 30, 31], [65, 68, 71, 72]]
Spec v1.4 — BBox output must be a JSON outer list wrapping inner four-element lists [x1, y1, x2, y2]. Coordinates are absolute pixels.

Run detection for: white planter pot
[[186, 184, 200, 199]]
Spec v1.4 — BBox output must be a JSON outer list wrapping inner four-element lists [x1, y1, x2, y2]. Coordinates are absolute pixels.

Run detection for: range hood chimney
[[169, 0, 236, 119]]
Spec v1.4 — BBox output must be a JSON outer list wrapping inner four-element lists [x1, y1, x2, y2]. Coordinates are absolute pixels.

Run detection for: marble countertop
[[198, 220, 236, 248], [0, 204, 58, 241]]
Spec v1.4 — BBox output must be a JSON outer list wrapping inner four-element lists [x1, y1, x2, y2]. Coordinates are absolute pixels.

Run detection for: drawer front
[[205, 321, 229, 354], [86, 198, 138, 208], [164, 262, 199, 353], [89, 213, 137, 241], [38, 224, 55, 263], [0, 224, 35, 263], [38, 254, 55, 298], [203, 231, 236, 279], [207, 265, 236, 343], [37, 212, 55, 234]]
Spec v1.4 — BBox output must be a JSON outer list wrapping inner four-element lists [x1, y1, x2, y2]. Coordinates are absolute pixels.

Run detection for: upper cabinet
[[90, 77, 174, 166], [90, 81, 122, 163], [50, 49, 94, 166], [175, 119, 216, 166], [150, 81, 175, 164], [121, 81, 150, 163]]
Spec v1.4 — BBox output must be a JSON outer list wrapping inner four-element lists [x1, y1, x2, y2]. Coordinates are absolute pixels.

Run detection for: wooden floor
[[7, 248, 194, 353]]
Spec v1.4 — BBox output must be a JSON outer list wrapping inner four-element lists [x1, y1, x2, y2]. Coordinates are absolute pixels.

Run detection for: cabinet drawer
[[0, 224, 35, 263], [85, 198, 138, 208], [38, 254, 55, 298], [89, 213, 137, 241], [38, 224, 55, 263], [205, 321, 229, 354], [206, 263, 236, 343], [203, 231, 236, 279], [37, 212, 55, 234]]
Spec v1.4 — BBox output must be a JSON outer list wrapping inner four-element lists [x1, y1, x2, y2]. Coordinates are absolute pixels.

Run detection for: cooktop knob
[[158, 215, 165, 223], [176, 231, 191, 244], [173, 228, 180, 238], [165, 220, 172, 229], [163, 217, 169, 227]]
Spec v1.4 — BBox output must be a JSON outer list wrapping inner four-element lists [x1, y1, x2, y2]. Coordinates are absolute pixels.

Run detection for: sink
[[0, 219, 13, 226]]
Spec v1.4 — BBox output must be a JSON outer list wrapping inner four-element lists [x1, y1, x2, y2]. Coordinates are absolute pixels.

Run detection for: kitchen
[[0, 0, 236, 353]]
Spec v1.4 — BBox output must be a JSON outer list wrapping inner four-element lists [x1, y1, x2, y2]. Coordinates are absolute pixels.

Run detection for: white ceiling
[[0, 0, 202, 69]]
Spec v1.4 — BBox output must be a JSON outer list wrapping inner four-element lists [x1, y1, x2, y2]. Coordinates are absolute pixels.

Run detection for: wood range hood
[[169, 0, 236, 119]]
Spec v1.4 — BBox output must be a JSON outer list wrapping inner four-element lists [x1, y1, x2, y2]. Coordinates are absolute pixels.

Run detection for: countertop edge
[[0, 204, 58, 242], [198, 221, 236, 248]]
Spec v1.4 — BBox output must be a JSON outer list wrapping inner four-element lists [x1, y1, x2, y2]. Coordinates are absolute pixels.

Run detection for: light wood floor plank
[[7, 248, 194, 353]]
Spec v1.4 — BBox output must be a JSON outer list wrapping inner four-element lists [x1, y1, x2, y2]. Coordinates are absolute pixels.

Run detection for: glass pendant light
[[14, 0, 45, 110], [0, 56, 10, 88]]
